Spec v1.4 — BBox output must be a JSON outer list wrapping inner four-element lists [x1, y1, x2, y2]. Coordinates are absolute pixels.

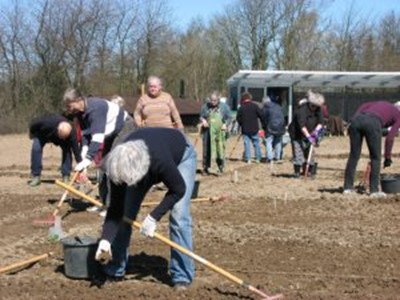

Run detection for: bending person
[[343, 101, 400, 197], [95, 127, 196, 290], [28, 115, 82, 186]]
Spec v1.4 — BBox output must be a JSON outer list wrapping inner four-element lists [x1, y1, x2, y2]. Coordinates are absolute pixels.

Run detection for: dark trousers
[[344, 114, 382, 193], [31, 137, 71, 177]]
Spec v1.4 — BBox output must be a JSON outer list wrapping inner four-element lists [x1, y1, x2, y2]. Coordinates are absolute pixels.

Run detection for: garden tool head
[[48, 215, 64, 242], [33, 215, 56, 227]]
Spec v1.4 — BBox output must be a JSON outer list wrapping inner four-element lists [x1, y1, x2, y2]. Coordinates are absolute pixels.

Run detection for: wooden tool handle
[[0, 252, 52, 274], [52, 172, 80, 217], [54, 180, 104, 208]]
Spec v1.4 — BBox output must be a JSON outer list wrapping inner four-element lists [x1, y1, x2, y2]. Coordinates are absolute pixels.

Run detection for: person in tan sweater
[[134, 76, 184, 129]]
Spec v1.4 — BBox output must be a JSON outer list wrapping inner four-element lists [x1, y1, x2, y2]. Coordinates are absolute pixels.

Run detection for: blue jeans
[[243, 133, 261, 161], [30, 137, 72, 176], [104, 142, 197, 284], [265, 134, 282, 161]]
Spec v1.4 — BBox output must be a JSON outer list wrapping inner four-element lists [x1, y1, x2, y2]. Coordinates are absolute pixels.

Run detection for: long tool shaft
[[55, 180, 104, 208], [55, 180, 283, 299], [130, 219, 283, 300], [304, 144, 314, 179], [0, 252, 52, 274], [52, 172, 80, 217], [228, 134, 242, 159]]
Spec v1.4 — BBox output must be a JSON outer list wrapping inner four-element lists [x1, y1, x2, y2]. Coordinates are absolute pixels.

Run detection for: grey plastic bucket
[[381, 174, 400, 194], [62, 236, 99, 279]]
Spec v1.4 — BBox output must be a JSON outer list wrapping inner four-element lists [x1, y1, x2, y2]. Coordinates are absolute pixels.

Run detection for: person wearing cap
[[28, 115, 82, 186], [288, 90, 325, 178], [343, 101, 400, 198]]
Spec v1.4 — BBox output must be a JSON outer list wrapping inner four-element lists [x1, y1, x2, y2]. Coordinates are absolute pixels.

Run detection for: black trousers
[[344, 114, 382, 193]]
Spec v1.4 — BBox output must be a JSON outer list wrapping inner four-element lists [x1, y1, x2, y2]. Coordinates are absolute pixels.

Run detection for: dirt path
[[0, 133, 399, 299]]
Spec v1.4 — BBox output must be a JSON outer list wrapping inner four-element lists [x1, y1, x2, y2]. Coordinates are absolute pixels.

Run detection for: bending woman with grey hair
[[95, 127, 197, 290]]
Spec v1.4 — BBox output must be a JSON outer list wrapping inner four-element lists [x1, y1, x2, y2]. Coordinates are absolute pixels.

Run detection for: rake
[[54, 180, 283, 300], [33, 172, 80, 226]]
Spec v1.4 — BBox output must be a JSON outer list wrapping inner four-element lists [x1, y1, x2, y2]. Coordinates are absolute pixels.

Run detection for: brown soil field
[[0, 133, 399, 300]]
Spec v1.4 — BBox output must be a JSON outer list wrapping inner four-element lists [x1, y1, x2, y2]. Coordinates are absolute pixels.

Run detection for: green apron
[[209, 110, 225, 161]]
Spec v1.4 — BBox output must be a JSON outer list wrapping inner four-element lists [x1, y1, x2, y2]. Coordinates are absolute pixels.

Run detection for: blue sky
[[169, 0, 400, 29]]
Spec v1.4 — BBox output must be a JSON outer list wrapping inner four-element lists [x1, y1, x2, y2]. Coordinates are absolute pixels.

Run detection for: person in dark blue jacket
[[262, 96, 286, 162], [63, 88, 135, 214], [94, 127, 196, 290], [28, 115, 82, 186]]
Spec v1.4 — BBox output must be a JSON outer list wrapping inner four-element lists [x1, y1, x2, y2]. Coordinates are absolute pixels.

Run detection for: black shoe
[[217, 165, 224, 173], [173, 282, 190, 291], [202, 168, 210, 175]]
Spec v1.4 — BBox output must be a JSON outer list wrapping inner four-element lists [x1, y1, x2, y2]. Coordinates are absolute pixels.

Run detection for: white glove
[[81, 145, 89, 159], [221, 124, 227, 131], [140, 214, 157, 238], [95, 239, 112, 265], [75, 158, 92, 171]]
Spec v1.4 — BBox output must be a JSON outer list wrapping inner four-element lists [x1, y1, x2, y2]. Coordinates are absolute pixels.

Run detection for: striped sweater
[[133, 91, 184, 129]]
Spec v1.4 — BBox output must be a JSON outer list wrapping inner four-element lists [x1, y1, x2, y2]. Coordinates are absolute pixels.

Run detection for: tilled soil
[[0, 134, 399, 299]]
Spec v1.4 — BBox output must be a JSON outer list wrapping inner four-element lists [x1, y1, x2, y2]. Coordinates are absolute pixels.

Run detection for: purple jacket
[[354, 101, 400, 159]]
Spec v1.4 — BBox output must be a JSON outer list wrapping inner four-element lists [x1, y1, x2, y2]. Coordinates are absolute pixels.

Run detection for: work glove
[[74, 158, 91, 172], [140, 214, 157, 238], [80, 145, 89, 159], [384, 158, 392, 168], [307, 135, 317, 146], [95, 239, 112, 265]]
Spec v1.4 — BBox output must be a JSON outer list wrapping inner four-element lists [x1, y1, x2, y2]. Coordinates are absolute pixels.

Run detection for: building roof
[[227, 70, 400, 88]]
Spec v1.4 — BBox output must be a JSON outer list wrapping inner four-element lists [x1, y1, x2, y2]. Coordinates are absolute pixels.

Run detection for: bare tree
[[135, 0, 173, 84], [376, 12, 400, 71]]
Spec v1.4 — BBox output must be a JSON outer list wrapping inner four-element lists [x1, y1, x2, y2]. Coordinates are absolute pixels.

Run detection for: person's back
[[30, 115, 68, 145], [237, 100, 263, 135], [264, 101, 285, 136], [236, 92, 264, 163]]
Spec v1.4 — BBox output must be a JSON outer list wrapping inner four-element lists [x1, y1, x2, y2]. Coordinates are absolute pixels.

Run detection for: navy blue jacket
[[29, 115, 82, 162], [102, 128, 191, 242]]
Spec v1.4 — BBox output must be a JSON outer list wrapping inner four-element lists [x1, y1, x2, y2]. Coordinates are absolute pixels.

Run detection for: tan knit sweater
[[133, 91, 184, 129]]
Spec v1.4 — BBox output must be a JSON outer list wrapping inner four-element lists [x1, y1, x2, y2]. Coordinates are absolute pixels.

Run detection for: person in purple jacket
[[343, 101, 400, 197], [94, 127, 196, 291]]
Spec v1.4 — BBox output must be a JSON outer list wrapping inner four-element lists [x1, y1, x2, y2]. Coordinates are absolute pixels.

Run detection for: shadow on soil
[[55, 251, 170, 287]]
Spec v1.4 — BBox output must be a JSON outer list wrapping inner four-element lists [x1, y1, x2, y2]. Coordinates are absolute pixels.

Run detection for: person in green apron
[[199, 91, 232, 174]]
